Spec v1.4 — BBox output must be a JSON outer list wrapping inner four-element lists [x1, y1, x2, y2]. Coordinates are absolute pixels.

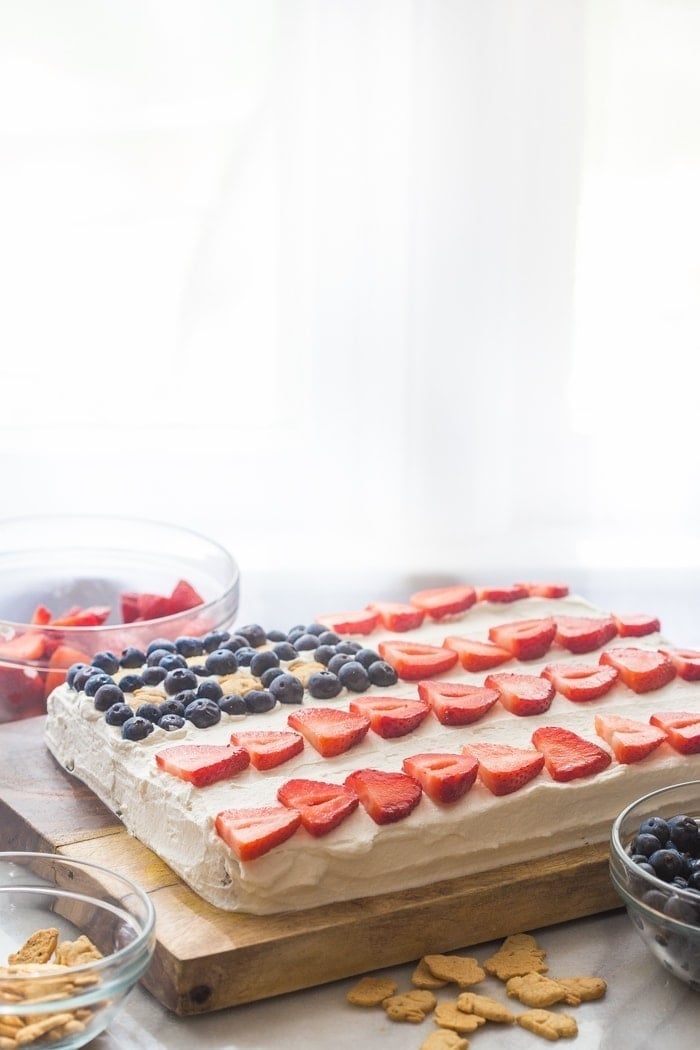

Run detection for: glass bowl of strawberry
[[610, 781, 700, 989], [0, 516, 239, 723]]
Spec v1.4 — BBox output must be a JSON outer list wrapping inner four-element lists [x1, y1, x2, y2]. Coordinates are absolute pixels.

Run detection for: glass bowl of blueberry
[[610, 781, 700, 989], [0, 516, 239, 723]]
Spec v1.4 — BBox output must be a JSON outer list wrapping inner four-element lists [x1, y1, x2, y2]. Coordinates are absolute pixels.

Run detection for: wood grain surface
[[0, 717, 622, 1015]]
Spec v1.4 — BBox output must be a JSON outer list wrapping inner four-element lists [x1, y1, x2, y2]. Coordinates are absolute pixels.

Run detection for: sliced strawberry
[[215, 805, 301, 861], [169, 578, 204, 613], [286, 707, 370, 757], [594, 713, 667, 764], [409, 585, 477, 620], [50, 605, 112, 627], [0, 667, 45, 717], [277, 778, 359, 837], [229, 729, 304, 771], [540, 662, 619, 702], [461, 742, 545, 796], [0, 631, 46, 662], [599, 647, 675, 694], [377, 640, 458, 681], [315, 608, 380, 635], [484, 672, 555, 716], [531, 726, 612, 782], [488, 617, 556, 661], [43, 643, 92, 698], [31, 604, 52, 626], [155, 743, 250, 787], [402, 752, 479, 804], [344, 768, 422, 825], [611, 613, 661, 638], [120, 591, 141, 624], [649, 712, 700, 755], [347, 696, 430, 738], [659, 647, 700, 681], [442, 635, 513, 672], [367, 601, 425, 632], [137, 593, 174, 621], [417, 680, 499, 726], [515, 581, 570, 599], [476, 584, 529, 603], [554, 616, 617, 654]]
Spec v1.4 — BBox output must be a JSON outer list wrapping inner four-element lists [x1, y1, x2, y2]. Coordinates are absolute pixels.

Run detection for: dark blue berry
[[163, 667, 198, 696], [294, 633, 319, 652], [218, 694, 247, 715], [188, 664, 208, 676], [146, 648, 172, 667], [307, 670, 341, 699], [650, 849, 684, 882], [159, 698, 186, 718], [640, 817, 670, 843], [91, 651, 120, 675], [220, 634, 251, 653], [158, 653, 188, 672], [84, 673, 115, 697], [184, 698, 221, 728], [236, 623, 267, 648], [266, 629, 288, 643], [175, 636, 204, 658], [135, 702, 163, 724], [196, 679, 223, 701], [336, 641, 362, 655], [338, 660, 370, 692], [72, 666, 102, 691], [269, 673, 304, 705], [368, 660, 398, 686], [633, 833, 665, 858], [327, 652, 354, 675], [287, 628, 306, 644], [669, 816, 700, 856], [250, 650, 279, 677], [93, 683, 125, 711], [261, 666, 285, 688], [312, 644, 336, 666], [121, 716, 155, 741], [159, 714, 186, 732], [244, 689, 276, 714], [105, 703, 134, 726], [142, 665, 167, 686], [205, 649, 239, 676], [665, 895, 700, 923], [203, 630, 231, 652], [317, 630, 341, 646], [273, 641, 298, 661], [354, 648, 381, 670], [234, 646, 257, 667], [304, 623, 327, 637], [66, 662, 91, 688], [170, 689, 197, 708], [146, 638, 176, 655], [120, 647, 146, 669], [118, 673, 145, 693]]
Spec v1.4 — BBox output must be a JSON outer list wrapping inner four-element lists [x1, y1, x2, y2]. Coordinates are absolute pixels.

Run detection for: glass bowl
[[610, 780, 700, 989], [0, 851, 156, 1049], [0, 516, 239, 723]]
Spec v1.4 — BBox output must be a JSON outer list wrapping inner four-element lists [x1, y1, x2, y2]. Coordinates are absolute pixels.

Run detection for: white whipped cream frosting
[[44, 594, 700, 915]]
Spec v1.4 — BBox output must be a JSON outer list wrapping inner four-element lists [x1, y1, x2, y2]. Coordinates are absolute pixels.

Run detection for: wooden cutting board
[[0, 717, 622, 1015]]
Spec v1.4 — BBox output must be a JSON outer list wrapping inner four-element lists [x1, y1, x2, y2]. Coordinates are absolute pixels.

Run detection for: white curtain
[[0, 0, 698, 579]]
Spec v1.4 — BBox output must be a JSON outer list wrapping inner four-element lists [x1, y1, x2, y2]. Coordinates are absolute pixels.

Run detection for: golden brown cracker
[[517, 1009, 578, 1041], [8, 928, 59, 966], [456, 990, 516, 1022], [412, 957, 449, 989], [383, 989, 437, 1023], [483, 933, 548, 980], [506, 972, 579, 1007], [552, 976, 607, 1001], [433, 1001, 486, 1034], [423, 954, 486, 988], [346, 974, 398, 1007], [420, 1030, 470, 1050]]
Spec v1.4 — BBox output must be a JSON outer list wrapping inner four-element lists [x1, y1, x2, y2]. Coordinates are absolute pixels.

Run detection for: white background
[[1, 0, 699, 583]]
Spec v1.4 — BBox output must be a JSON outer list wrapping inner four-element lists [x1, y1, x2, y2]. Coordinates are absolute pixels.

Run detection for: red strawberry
[[409, 585, 477, 620], [554, 616, 617, 654], [402, 752, 479, 804], [229, 730, 304, 770], [138, 593, 174, 621], [344, 768, 422, 825], [417, 680, 499, 726], [461, 742, 545, 796], [531, 726, 612, 782], [488, 617, 556, 661], [286, 707, 370, 757], [215, 805, 301, 861], [277, 778, 359, 836], [377, 640, 458, 681], [0, 631, 46, 662], [316, 608, 380, 635], [515, 581, 570, 599], [50, 604, 112, 627], [659, 647, 700, 681], [155, 743, 250, 787], [31, 604, 52, 626], [540, 662, 619, 702], [594, 713, 667, 763], [484, 673, 555, 716], [476, 584, 529, 603], [367, 601, 425, 632], [0, 667, 45, 717], [649, 712, 700, 755], [44, 643, 92, 698], [599, 647, 675, 694], [347, 696, 430, 738], [120, 591, 141, 624], [442, 636, 512, 672], [611, 613, 661, 638], [169, 578, 204, 613]]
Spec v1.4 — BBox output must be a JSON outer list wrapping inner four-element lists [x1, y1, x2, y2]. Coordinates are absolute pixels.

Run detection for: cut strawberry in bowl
[[345, 768, 423, 825], [461, 742, 545, 796], [659, 647, 700, 681], [402, 752, 479, 804], [554, 616, 618, 654], [417, 680, 499, 726], [611, 613, 661, 638], [409, 585, 477, 620], [215, 805, 302, 861], [277, 779, 359, 836], [484, 673, 555, 717], [229, 730, 304, 770], [649, 711, 700, 754], [366, 601, 425, 632], [348, 696, 430, 738], [155, 743, 250, 787], [286, 707, 371, 757], [442, 636, 512, 672], [540, 662, 619, 702], [488, 617, 556, 661], [599, 647, 676, 694], [531, 726, 612, 782], [316, 608, 380, 635], [377, 640, 458, 681], [594, 713, 667, 764], [476, 584, 529, 603], [515, 581, 570, 599]]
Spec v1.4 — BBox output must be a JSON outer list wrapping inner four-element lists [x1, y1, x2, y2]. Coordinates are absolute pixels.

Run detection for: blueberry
[[633, 832, 665, 858], [120, 647, 146, 669], [159, 698, 186, 718], [294, 633, 319, 652], [170, 689, 197, 708], [273, 641, 298, 662], [188, 664, 208, 676], [121, 716, 155, 741], [146, 648, 172, 667], [205, 649, 239, 676], [287, 627, 306, 644], [650, 849, 684, 882], [84, 673, 116, 697], [218, 694, 247, 715], [261, 667, 285, 688], [669, 815, 700, 856], [313, 645, 337, 667], [327, 652, 354, 675], [147, 638, 176, 655], [184, 698, 221, 728], [317, 631, 341, 646], [269, 673, 304, 705], [118, 673, 145, 693], [220, 634, 252, 653], [72, 666, 102, 692], [91, 650, 120, 675], [307, 671, 342, 700], [354, 648, 381, 670], [304, 623, 327, 637], [688, 869, 700, 892], [336, 641, 362, 655], [234, 647, 257, 667], [250, 650, 279, 678], [93, 683, 125, 711], [244, 689, 276, 714], [640, 817, 670, 843], [236, 623, 267, 648], [159, 653, 188, 672], [175, 636, 204, 658], [634, 861, 657, 878], [642, 888, 670, 911], [665, 895, 700, 923], [202, 630, 231, 652], [105, 703, 134, 726], [66, 662, 91, 688], [142, 665, 167, 686], [368, 660, 398, 687], [196, 679, 224, 701], [163, 667, 198, 696], [159, 714, 186, 732], [266, 629, 288, 643], [135, 702, 163, 723], [338, 660, 370, 692]]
